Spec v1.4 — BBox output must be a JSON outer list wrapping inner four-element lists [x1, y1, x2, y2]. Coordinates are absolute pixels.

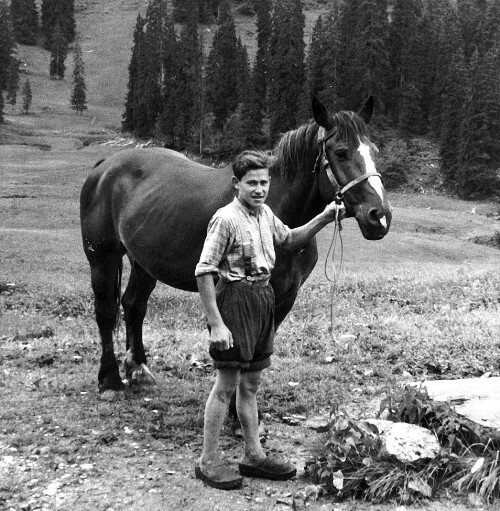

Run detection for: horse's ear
[[312, 96, 334, 129], [358, 96, 374, 125]]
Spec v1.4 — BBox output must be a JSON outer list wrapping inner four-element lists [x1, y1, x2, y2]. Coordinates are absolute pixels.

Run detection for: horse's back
[[80, 148, 233, 288]]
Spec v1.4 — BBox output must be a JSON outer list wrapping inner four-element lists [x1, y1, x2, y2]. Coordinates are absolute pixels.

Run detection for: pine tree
[[427, 0, 462, 134], [0, 2, 20, 121], [336, 0, 363, 107], [268, 0, 306, 142], [456, 47, 500, 196], [387, 0, 423, 125], [41, 0, 75, 50], [176, 0, 203, 149], [49, 22, 68, 79], [439, 48, 468, 186], [70, 42, 87, 114], [22, 78, 32, 114], [308, 16, 327, 100], [173, 0, 219, 24], [320, 6, 342, 112], [122, 14, 146, 134], [158, 15, 183, 147], [352, 0, 390, 108], [11, 0, 38, 46], [250, 0, 272, 138], [205, 0, 240, 130]]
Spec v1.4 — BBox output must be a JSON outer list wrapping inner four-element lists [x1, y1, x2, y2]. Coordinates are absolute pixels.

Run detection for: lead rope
[[324, 201, 345, 332]]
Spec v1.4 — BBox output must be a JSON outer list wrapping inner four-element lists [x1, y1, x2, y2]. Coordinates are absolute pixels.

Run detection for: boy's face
[[233, 168, 270, 212]]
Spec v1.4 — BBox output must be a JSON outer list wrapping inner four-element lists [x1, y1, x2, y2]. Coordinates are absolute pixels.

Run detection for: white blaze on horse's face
[[357, 140, 384, 202]]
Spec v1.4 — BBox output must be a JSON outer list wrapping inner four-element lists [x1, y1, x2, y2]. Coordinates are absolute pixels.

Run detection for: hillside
[[4, 0, 327, 130]]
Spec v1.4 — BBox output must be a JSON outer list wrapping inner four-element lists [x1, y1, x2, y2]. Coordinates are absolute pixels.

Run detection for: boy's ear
[[232, 176, 239, 187]]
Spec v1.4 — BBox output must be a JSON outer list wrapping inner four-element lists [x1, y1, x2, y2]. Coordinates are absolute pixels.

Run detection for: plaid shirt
[[195, 197, 292, 282]]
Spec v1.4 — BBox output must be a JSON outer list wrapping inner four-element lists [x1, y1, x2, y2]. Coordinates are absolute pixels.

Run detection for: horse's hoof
[[130, 363, 157, 385], [99, 389, 124, 402]]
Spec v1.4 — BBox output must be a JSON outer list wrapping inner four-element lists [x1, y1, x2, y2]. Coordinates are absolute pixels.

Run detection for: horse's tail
[[113, 257, 123, 333]]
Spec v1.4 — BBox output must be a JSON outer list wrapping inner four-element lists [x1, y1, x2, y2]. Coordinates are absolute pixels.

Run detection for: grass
[[1, 1, 500, 508]]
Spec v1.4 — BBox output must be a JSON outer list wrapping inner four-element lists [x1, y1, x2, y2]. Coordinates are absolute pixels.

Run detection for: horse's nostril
[[368, 208, 381, 225]]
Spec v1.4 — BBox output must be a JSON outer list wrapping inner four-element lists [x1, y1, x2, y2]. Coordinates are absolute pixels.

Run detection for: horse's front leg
[[273, 239, 318, 330], [121, 261, 158, 386]]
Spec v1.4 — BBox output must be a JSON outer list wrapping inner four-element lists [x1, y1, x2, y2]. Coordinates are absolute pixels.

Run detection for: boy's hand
[[209, 323, 234, 351], [323, 201, 346, 223]]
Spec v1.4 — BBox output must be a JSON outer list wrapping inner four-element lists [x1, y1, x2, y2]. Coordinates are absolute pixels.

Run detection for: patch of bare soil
[[0, 404, 486, 511]]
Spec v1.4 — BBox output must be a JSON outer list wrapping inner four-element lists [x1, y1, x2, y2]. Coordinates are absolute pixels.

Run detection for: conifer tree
[[439, 48, 468, 186], [428, 1, 462, 134], [205, 0, 240, 130], [456, 47, 500, 196], [41, 0, 75, 50], [70, 42, 87, 114], [173, 0, 218, 24], [319, 6, 342, 111], [388, 0, 423, 125], [122, 14, 150, 136], [308, 16, 327, 100], [352, 0, 390, 108], [176, 0, 203, 149], [0, 2, 20, 121], [49, 22, 68, 79], [336, 0, 363, 107], [158, 16, 183, 147], [11, 0, 38, 46], [250, 0, 272, 139], [22, 78, 32, 114], [268, 0, 306, 142]]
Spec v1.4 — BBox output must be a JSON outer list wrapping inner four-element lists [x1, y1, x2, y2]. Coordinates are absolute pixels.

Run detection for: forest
[[1, 0, 499, 197]]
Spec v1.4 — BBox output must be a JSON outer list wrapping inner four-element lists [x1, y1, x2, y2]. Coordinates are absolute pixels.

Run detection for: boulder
[[364, 419, 441, 463]]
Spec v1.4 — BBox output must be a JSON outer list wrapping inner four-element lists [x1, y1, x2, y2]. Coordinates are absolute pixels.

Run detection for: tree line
[[1, 0, 499, 197], [0, 0, 86, 119], [122, 0, 500, 197]]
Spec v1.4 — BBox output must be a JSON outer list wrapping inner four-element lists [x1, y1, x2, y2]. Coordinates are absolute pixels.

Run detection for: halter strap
[[317, 127, 382, 200]]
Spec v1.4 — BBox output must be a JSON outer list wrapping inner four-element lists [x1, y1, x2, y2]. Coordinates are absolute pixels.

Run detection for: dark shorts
[[209, 279, 275, 372]]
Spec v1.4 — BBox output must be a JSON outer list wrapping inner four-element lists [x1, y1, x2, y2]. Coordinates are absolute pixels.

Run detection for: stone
[[412, 377, 500, 431], [364, 419, 441, 463]]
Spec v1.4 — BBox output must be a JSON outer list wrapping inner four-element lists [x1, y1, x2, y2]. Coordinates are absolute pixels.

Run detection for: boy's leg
[[237, 370, 296, 480], [201, 368, 240, 467], [237, 370, 266, 464]]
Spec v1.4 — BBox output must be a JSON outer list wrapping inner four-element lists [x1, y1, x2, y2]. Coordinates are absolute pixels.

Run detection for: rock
[[364, 419, 441, 463], [413, 377, 500, 430]]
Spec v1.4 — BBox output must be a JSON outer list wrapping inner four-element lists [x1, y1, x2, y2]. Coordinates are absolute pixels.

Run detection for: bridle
[[315, 126, 382, 205]]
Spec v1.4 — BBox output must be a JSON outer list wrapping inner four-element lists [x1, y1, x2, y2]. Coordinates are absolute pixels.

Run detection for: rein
[[315, 126, 380, 332]]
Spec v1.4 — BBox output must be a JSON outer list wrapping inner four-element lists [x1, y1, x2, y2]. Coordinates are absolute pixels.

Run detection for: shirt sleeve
[[268, 208, 292, 250], [195, 215, 233, 277]]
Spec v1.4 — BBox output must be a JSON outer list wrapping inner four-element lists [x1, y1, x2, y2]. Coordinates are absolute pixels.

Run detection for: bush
[[378, 138, 409, 190]]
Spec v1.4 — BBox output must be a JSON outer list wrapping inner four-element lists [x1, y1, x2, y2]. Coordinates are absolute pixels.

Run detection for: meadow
[[1, 0, 500, 509]]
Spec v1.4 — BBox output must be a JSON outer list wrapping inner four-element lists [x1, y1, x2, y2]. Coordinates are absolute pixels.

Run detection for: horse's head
[[312, 97, 392, 240]]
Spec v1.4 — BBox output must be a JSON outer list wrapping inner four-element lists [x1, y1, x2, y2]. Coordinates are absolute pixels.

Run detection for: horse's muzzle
[[357, 205, 392, 240]]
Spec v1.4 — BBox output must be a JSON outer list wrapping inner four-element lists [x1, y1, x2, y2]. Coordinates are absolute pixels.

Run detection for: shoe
[[195, 463, 243, 491], [238, 455, 296, 481]]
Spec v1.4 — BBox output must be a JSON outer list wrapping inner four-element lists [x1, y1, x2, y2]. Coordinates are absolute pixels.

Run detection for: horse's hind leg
[[121, 260, 157, 386], [90, 257, 124, 392]]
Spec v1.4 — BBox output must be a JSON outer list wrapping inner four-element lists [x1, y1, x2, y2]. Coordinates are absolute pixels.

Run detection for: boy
[[195, 150, 344, 490]]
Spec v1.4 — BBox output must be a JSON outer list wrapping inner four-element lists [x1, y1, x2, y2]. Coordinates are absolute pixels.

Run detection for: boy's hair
[[232, 150, 270, 180]]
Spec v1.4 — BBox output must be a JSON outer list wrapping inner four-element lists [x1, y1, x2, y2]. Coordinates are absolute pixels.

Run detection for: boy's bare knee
[[239, 372, 261, 396]]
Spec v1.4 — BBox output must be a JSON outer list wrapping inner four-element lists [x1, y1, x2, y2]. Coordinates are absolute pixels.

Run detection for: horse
[[80, 96, 392, 393]]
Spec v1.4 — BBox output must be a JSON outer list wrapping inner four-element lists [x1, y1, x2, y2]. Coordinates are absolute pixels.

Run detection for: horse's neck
[[268, 172, 322, 228]]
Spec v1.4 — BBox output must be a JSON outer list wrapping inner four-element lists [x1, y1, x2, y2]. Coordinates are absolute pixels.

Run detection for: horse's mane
[[269, 110, 370, 181]]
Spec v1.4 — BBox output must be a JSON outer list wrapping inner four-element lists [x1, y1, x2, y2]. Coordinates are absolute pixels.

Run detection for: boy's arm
[[288, 202, 345, 251], [196, 274, 233, 351]]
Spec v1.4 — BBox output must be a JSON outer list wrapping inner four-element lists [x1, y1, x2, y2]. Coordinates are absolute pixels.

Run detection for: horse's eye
[[335, 149, 348, 161]]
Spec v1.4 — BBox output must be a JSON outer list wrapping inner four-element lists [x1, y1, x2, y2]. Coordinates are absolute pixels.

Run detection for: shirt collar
[[234, 196, 261, 217]]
